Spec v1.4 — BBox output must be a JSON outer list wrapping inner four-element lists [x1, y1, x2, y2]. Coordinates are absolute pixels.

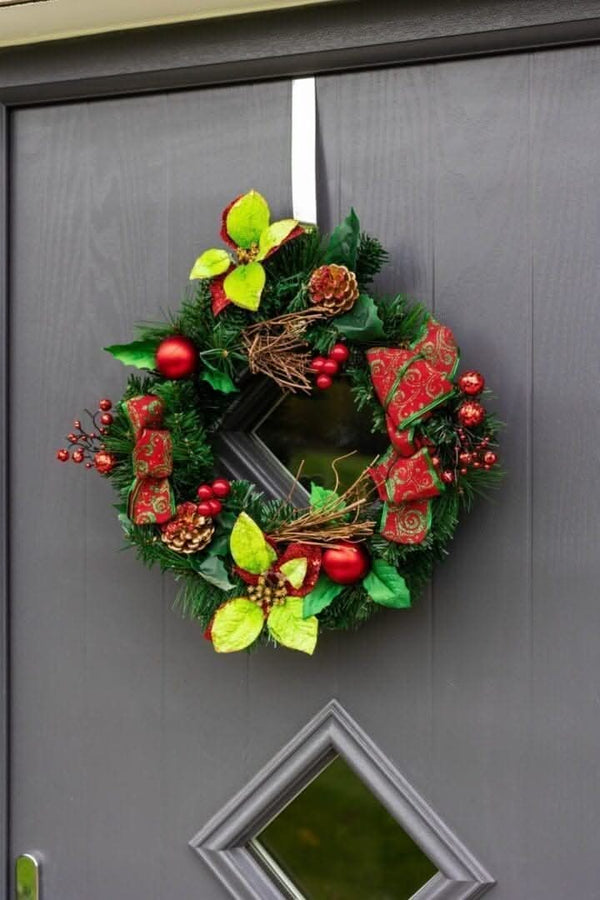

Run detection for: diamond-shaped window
[[255, 380, 388, 493], [191, 701, 494, 900], [217, 377, 388, 503], [250, 755, 438, 899]]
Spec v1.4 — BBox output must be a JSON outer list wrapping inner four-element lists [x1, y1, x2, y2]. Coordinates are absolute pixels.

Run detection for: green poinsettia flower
[[189, 191, 302, 315], [208, 512, 319, 654]]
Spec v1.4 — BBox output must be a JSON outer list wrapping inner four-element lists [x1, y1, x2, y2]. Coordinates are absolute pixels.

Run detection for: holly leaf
[[309, 483, 345, 515], [363, 558, 411, 608], [302, 575, 344, 618], [323, 208, 360, 268], [194, 555, 236, 591], [335, 294, 385, 341], [206, 533, 230, 558], [189, 248, 231, 280], [104, 339, 158, 370], [201, 369, 238, 394], [268, 598, 318, 655], [210, 597, 265, 653], [225, 190, 270, 248], [257, 219, 299, 260], [229, 511, 277, 575], [279, 557, 308, 590], [224, 262, 266, 311], [117, 512, 133, 536]]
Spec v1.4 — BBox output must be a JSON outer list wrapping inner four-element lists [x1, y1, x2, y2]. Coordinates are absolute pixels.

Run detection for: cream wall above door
[[0, 0, 335, 47]]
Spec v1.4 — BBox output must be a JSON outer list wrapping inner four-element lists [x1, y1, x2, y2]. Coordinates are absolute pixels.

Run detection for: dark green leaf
[[303, 575, 344, 618], [201, 369, 238, 394], [363, 558, 411, 608], [104, 339, 159, 370], [194, 555, 236, 591], [336, 294, 385, 342], [323, 208, 360, 268]]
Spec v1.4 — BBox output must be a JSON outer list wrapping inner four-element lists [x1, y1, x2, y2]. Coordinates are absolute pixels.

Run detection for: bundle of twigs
[[268, 457, 378, 546], [242, 307, 325, 393]]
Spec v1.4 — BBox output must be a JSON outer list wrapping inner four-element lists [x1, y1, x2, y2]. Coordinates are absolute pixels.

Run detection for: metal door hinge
[[15, 854, 39, 900]]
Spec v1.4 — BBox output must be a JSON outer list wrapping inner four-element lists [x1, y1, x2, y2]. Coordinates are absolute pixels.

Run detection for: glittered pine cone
[[160, 501, 215, 555], [308, 264, 359, 315]]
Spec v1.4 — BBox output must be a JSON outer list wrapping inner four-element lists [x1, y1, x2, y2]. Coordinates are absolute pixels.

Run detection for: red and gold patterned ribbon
[[125, 395, 175, 525], [367, 318, 459, 544]]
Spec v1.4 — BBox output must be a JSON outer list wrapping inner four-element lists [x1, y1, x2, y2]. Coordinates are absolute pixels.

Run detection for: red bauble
[[197, 501, 212, 517], [100, 412, 113, 426], [310, 356, 326, 372], [99, 398, 112, 411], [56, 449, 70, 462], [211, 478, 231, 498], [208, 498, 223, 516], [316, 374, 333, 390], [322, 359, 339, 376], [329, 343, 350, 364], [93, 451, 116, 474], [441, 470, 454, 485], [156, 336, 197, 379], [483, 451, 498, 466], [197, 484, 214, 501], [322, 542, 370, 584], [72, 450, 84, 464], [458, 451, 472, 465], [458, 370, 485, 396], [457, 401, 485, 428]]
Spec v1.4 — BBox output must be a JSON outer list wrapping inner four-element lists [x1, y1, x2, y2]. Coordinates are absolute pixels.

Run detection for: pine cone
[[161, 501, 215, 555], [308, 264, 359, 315]]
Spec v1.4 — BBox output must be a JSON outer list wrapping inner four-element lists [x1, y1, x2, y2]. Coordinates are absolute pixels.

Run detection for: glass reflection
[[252, 757, 438, 900], [256, 380, 388, 493]]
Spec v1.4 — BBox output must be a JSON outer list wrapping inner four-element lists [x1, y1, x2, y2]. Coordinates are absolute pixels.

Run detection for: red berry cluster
[[56, 398, 117, 473], [309, 343, 350, 390], [196, 478, 231, 517], [457, 431, 498, 475]]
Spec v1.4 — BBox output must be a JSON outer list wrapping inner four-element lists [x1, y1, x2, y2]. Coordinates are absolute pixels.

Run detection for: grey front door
[[9, 41, 600, 900]]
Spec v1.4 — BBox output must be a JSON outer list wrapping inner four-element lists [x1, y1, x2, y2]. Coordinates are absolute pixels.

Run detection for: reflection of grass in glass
[[256, 758, 437, 900], [257, 381, 387, 494], [288, 451, 373, 492]]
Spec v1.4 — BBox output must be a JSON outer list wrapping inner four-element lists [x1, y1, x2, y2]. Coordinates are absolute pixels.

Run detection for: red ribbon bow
[[126, 395, 175, 525], [367, 317, 459, 544]]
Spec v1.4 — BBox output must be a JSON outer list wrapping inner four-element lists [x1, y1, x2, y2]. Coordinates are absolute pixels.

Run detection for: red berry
[[99, 398, 112, 411], [100, 413, 113, 426], [431, 456, 440, 468], [316, 374, 333, 390], [310, 356, 327, 372], [329, 343, 350, 364], [211, 478, 231, 498], [208, 499, 223, 516], [483, 451, 498, 466], [197, 501, 212, 516], [56, 449, 70, 462], [322, 359, 339, 376], [72, 450, 84, 464], [197, 484, 214, 501]]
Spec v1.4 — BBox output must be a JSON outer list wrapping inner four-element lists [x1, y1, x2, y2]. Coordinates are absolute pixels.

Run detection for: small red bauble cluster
[[457, 431, 497, 475], [321, 541, 370, 584], [196, 477, 231, 517], [310, 343, 350, 390], [155, 335, 197, 380], [57, 398, 116, 470]]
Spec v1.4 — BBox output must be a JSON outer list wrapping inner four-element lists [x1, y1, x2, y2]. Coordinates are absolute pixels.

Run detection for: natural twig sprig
[[268, 457, 378, 546], [242, 307, 325, 393]]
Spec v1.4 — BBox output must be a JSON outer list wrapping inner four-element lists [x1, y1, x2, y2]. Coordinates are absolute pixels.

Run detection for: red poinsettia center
[[246, 571, 288, 613]]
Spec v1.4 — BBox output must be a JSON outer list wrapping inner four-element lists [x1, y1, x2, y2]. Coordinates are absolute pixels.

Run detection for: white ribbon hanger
[[291, 77, 317, 226]]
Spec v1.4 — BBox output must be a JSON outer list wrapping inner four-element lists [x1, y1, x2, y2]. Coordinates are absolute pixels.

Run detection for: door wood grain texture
[[8, 43, 600, 899]]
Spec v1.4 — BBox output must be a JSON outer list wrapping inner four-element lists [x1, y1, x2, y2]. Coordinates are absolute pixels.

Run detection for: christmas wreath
[[57, 191, 502, 655]]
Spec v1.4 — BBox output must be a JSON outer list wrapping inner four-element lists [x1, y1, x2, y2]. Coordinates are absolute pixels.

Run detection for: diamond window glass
[[250, 756, 438, 900], [256, 380, 388, 493]]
